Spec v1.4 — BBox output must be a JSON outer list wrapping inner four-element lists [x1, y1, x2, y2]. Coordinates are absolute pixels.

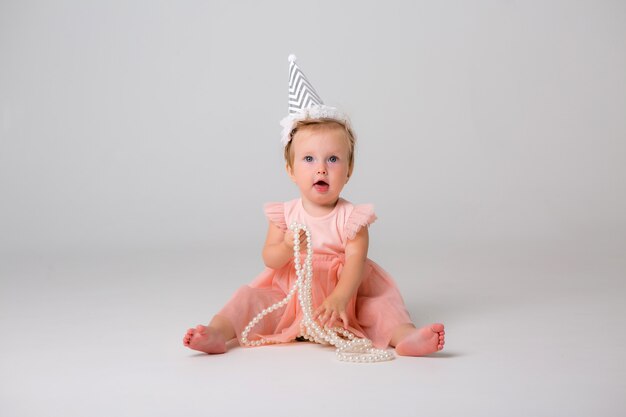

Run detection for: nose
[[317, 165, 327, 175]]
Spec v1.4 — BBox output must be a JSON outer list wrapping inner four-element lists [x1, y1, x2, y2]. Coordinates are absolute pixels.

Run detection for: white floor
[[1, 241, 625, 417]]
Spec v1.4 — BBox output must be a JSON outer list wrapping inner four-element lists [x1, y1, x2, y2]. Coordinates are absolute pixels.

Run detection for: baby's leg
[[182, 315, 235, 354], [390, 323, 445, 356]]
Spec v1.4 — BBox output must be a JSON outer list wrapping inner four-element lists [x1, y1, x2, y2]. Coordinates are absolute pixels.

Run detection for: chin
[[317, 196, 339, 205]]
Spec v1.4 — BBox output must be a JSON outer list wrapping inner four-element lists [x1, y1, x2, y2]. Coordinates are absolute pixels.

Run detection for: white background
[[1, 1, 625, 416]]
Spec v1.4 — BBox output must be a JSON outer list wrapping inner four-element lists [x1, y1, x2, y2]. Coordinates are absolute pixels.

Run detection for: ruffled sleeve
[[345, 204, 377, 240], [263, 202, 287, 231]]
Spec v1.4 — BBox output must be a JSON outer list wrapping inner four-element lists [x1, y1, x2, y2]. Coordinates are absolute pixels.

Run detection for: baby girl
[[183, 55, 445, 359]]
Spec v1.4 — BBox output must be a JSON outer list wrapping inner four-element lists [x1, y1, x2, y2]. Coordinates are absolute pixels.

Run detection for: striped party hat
[[280, 54, 350, 147], [288, 54, 324, 113]]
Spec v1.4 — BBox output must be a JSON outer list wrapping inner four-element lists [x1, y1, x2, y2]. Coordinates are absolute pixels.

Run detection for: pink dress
[[216, 198, 412, 348]]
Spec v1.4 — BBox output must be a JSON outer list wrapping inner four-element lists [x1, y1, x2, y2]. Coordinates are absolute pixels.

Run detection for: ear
[[346, 166, 353, 183], [286, 163, 296, 182]]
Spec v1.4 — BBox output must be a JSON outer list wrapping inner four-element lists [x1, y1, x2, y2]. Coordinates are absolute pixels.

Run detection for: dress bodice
[[264, 198, 377, 256]]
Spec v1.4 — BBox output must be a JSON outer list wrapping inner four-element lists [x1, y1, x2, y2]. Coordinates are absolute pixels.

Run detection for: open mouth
[[313, 180, 329, 193]]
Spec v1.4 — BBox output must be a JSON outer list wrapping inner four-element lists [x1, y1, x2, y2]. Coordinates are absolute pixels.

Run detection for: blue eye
[[304, 156, 313, 162], [328, 156, 338, 163]]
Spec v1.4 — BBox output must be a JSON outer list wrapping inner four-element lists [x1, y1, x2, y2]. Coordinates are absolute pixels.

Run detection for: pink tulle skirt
[[216, 254, 412, 348]]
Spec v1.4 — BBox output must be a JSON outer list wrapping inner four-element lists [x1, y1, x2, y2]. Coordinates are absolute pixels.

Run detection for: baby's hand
[[283, 229, 307, 251], [313, 293, 350, 330]]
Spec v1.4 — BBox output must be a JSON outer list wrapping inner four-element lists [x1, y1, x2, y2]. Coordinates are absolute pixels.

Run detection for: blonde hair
[[284, 119, 357, 174]]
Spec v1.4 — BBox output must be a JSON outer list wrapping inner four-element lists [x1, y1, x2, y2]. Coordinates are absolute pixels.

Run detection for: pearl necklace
[[241, 222, 394, 363]]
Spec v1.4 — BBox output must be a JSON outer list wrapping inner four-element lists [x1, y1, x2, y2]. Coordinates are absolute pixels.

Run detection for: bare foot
[[183, 325, 227, 354], [395, 323, 445, 356]]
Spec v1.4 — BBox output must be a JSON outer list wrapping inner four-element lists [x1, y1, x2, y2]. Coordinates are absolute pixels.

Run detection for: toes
[[183, 327, 199, 346], [431, 323, 444, 333], [183, 328, 195, 345]]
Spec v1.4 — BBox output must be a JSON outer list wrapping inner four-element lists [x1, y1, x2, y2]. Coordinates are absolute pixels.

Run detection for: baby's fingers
[[321, 309, 332, 326], [314, 306, 331, 326], [326, 311, 338, 328], [339, 312, 349, 329], [284, 231, 295, 247], [313, 305, 324, 319]]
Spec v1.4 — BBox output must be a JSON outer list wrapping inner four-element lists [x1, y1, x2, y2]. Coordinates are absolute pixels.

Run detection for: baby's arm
[[262, 222, 306, 269], [314, 227, 369, 329]]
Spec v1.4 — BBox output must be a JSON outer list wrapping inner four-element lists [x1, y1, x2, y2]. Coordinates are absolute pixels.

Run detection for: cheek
[[293, 164, 312, 180], [329, 163, 348, 175]]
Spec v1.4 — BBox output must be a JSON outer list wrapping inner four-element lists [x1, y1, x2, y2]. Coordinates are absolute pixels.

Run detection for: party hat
[[288, 54, 324, 114], [280, 54, 350, 147]]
